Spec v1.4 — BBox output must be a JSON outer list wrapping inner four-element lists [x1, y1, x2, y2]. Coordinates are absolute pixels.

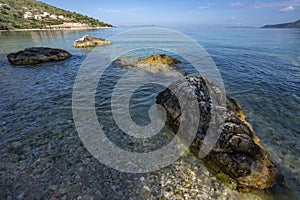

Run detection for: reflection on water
[[0, 28, 120, 54]]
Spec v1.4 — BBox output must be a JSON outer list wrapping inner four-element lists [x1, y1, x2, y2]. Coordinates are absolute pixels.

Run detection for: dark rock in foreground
[[73, 35, 111, 48], [7, 47, 72, 65], [156, 76, 284, 193]]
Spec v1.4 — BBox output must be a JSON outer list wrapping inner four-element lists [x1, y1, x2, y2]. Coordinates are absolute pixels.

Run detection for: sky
[[40, 0, 300, 26]]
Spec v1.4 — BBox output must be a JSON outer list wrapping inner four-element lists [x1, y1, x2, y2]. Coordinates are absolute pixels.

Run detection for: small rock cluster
[[73, 35, 111, 48], [7, 35, 111, 65]]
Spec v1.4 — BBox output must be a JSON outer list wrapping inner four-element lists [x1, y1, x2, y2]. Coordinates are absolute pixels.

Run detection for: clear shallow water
[[0, 27, 299, 198]]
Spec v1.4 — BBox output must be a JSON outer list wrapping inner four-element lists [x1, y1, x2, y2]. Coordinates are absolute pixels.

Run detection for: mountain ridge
[[261, 19, 300, 28], [0, 0, 113, 30]]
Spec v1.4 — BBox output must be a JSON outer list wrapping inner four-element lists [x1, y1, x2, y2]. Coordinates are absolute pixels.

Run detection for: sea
[[0, 26, 299, 199]]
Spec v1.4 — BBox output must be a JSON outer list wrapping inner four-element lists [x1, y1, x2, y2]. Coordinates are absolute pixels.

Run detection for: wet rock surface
[[156, 76, 285, 193], [7, 47, 72, 65], [138, 54, 182, 68], [114, 54, 182, 73], [73, 35, 111, 48]]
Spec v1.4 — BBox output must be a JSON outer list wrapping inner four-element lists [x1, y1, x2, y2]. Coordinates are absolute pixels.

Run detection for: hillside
[[0, 0, 112, 30], [261, 19, 300, 28]]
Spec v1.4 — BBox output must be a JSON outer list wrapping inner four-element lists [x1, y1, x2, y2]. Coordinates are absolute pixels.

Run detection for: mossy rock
[[114, 54, 182, 74], [138, 54, 182, 68]]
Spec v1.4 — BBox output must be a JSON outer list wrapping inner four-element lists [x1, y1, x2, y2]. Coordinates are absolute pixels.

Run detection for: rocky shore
[[0, 26, 113, 32], [2, 47, 290, 199]]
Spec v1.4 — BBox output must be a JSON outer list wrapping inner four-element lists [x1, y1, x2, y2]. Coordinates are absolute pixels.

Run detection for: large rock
[[115, 54, 182, 73], [156, 76, 284, 193], [7, 47, 72, 65], [73, 35, 111, 48]]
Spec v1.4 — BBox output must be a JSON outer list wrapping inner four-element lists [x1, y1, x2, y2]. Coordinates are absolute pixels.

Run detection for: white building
[[49, 14, 57, 19], [34, 14, 42, 20], [42, 12, 50, 17], [23, 11, 33, 19], [58, 15, 65, 20]]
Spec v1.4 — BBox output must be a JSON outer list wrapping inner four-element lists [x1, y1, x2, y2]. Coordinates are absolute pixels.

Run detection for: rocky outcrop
[[115, 54, 182, 73], [156, 76, 284, 193], [138, 54, 182, 68], [7, 47, 72, 65], [73, 35, 111, 48]]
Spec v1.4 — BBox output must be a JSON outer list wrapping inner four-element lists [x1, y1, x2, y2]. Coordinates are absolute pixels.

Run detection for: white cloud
[[252, 0, 300, 8], [229, 16, 237, 21], [198, 3, 215, 9], [280, 5, 295, 11], [229, 2, 245, 8], [98, 7, 144, 13]]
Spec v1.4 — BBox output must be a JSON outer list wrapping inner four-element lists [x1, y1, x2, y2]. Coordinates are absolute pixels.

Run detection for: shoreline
[[0, 26, 114, 33]]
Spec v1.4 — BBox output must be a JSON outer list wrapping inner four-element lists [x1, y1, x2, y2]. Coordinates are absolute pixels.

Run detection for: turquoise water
[[0, 27, 299, 198]]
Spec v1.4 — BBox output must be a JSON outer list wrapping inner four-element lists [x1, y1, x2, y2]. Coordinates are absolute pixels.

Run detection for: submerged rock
[[115, 54, 182, 73], [7, 47, 72, 65], [156, 76, 284, 193], [137, 54, 182, 68], [73, 35, 111, 48]]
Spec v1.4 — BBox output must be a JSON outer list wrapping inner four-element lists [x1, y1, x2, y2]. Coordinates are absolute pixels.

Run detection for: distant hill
[[0, 0, 113, 30], [261, 19, 300, 28], [226, 26, 256, 28]]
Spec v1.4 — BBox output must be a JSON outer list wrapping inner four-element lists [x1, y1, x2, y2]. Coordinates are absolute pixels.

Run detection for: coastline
[[0, 26, 114, 33]]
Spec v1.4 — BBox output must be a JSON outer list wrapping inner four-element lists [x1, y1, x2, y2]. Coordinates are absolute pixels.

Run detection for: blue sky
[[40, 0, 300, 26]]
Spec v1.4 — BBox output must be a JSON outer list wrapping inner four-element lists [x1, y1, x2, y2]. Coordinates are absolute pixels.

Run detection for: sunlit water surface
[[0, 26, 299, 197]]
